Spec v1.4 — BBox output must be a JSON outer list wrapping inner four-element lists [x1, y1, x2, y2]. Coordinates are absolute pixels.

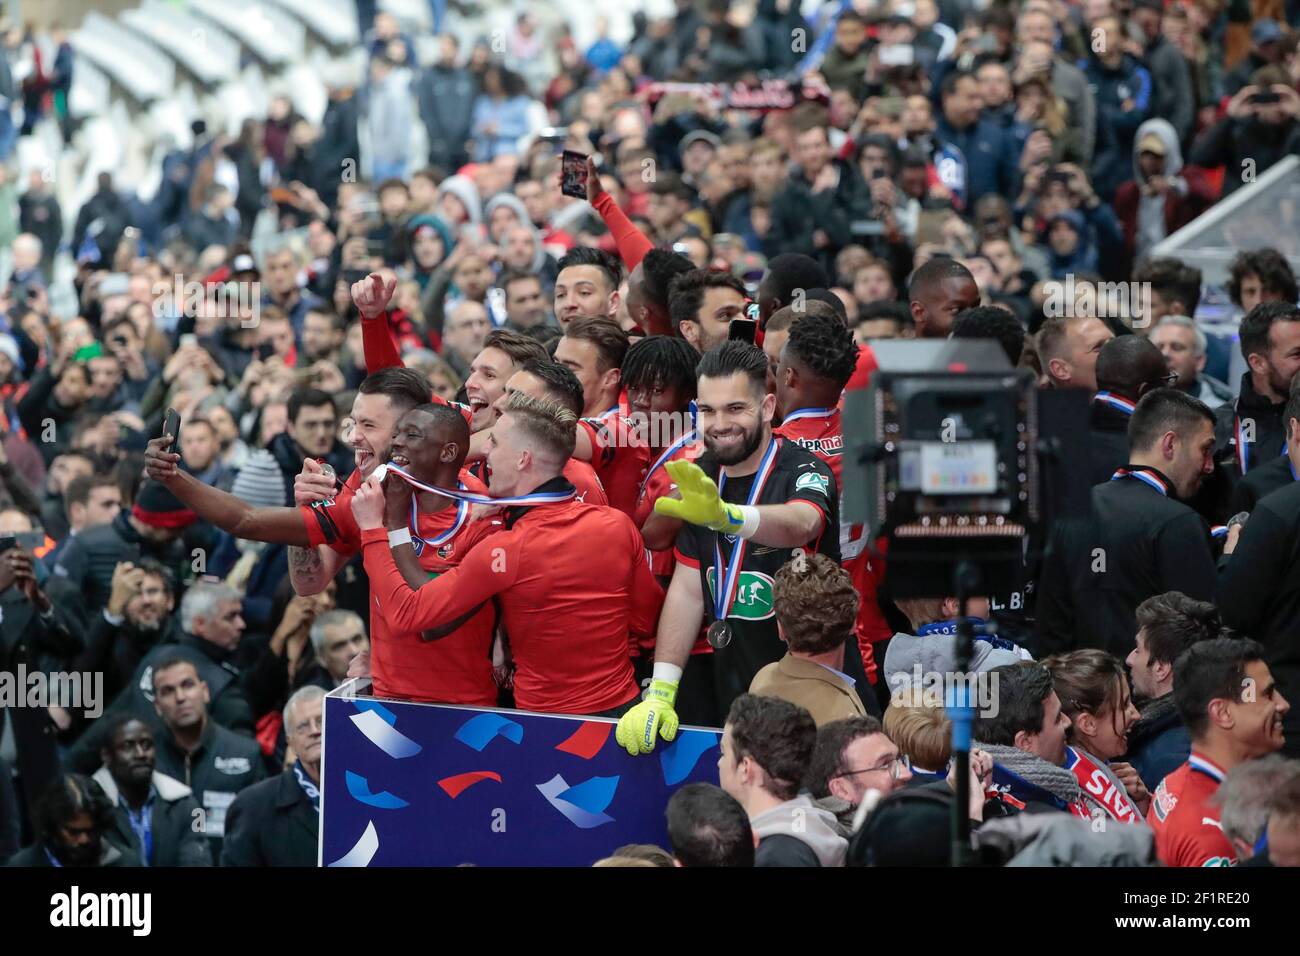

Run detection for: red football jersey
[[300, 469, 499, 705], [775, 407, 887, 678], [1147, 753, 1236, 867], [634, 436, 711, 658], [361, 493, 663, 715], [578, 412, 651, 519]]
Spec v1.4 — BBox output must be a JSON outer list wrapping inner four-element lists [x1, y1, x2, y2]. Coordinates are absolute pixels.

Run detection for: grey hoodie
[[1131, 118, 1185, 261], [436, 175, 482, 226], [750, 794, 848, 867], [883, 630, 1029, 697], [483, 193, 548, 273]]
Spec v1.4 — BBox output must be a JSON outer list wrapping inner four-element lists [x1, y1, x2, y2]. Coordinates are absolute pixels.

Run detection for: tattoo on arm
[[288, 546, 326, 593]]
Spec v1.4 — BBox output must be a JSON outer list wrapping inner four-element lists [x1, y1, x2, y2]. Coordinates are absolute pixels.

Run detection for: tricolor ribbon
[[379, 463, 576, 507], [1188, 753, 1226, 783], [711, 438, 780, 628], [408, 482, 470, 556], [639, 429, 699, 499], [779, 406, 838, 426], [1093, 391, 1136, 416], [1110, 466, 1169, 496], [1234, 416, 1249, 474]]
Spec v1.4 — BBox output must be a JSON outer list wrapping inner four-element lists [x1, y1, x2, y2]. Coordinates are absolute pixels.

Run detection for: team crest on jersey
[[794, 472, 830, 496], [437, 543, 454, 559], [1152, 780, 1176, 821], [705, 569, 776, 620]]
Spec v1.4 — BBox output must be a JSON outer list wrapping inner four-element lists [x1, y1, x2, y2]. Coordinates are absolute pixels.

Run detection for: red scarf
[[1066, 747, 1139, 824]]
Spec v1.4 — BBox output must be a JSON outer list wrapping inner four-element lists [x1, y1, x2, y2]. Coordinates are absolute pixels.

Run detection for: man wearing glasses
[[223, 686, 324, 866], [806, 715, 993, 834]]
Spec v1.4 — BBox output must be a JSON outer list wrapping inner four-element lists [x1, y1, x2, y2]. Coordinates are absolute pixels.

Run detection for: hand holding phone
[[163, 407, 182, 450], [561, 150, 589, 199]]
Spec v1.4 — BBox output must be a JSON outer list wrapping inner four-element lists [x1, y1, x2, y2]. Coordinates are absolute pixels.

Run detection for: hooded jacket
[[415, 62, 477, 170], [1113, 118, 1216, 263], [436, 174, 483, 228], [92, 767, 212, 866], [1044, 209, 1097, 277], [406, 213, 456, 289], [483, 193, 549, 275], [751, 793, 848, 867], [882, 625, 1028, 696]]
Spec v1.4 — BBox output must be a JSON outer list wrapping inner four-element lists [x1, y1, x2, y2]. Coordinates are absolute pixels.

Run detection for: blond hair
[[502, 391, 577, 466], [883, 686, 952, 772]]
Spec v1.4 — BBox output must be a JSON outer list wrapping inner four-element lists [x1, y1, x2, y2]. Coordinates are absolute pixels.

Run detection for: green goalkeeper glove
[[615, 678, 680, 755]]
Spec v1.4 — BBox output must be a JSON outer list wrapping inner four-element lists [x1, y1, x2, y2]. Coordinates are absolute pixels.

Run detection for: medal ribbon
[[1110, 466, 1169, 496], [1093, 391, 1136, 416], [408, 481, 470, 556], [639, 429, 699, 499], [711, 438, 780, 626], [779, 406, 838, 426], [380, 463, 576, 507]]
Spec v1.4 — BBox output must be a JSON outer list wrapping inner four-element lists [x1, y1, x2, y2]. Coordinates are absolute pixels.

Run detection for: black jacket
[[15, 366, 81, 464], [1228, 453, 1296, 515], [0, 588, 84, 813], [266, 431, 354, 507], [1217, 479, 1300, 753], [153, 718, 267, 859], [763, 159, 869, 276], [91, 767, 213, 866], [1034, 467, 1217, 658], [1121, 693, 1190, 791], [1086, 399, 1133, 487], [1190, 116, 1300, 198], [5, 840, 140, 868], [72, 610, 182, 707], [415, 64, 477, 170], [65, 636, 255, 774], [47, 511, 200, 623], [220, 770, 319, 866], [1215, 373, 1288, 477]]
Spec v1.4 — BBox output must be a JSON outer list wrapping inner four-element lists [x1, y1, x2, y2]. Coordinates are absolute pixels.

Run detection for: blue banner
[[320, 683, 722, 866]]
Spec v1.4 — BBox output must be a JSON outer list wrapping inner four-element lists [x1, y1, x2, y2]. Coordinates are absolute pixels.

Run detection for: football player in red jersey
[[1149, 638, 1290, 866], [558, 316, 652, 517], [493, 358, 608, 506], [355, 392, 664, 716], [143, 379, 501, 704], [770, 303, 887, 682]]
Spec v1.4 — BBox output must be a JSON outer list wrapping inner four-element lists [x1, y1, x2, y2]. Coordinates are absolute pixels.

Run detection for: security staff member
[[1087, 336, 1173, 486], [1036, 388, 1218, 659], [354, 392, 665, 717], [617, 342, 844, 754], [1228, 387, 1300, 514]]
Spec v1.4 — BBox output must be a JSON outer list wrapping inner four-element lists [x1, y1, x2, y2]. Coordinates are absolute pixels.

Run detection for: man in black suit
[[1036, 388, 1219, 658], [221, 686, 323, 866], [1087, 335, 1173, 486]]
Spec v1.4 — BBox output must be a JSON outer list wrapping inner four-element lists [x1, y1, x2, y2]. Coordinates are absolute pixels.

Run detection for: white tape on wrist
[[652, 662, 683, 685], [735, 505, 761, 539], [387, 527, 413, 547]]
